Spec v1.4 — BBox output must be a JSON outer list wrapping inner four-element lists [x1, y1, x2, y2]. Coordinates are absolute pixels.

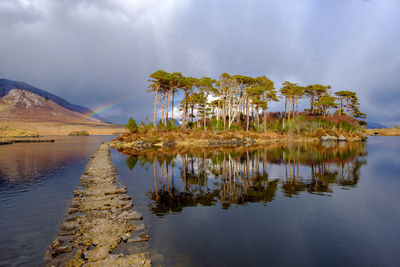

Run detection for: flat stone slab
[[44, 144, 150, 266]]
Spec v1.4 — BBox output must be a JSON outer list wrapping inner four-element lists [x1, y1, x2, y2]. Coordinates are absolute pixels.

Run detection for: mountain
[[0, 89, 104, 123], [366, 122, 387, 129], [0, 79, 109, 123]]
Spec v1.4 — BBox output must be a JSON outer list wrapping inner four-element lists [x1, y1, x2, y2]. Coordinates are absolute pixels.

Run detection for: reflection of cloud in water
[[0, 136, 111, 183]]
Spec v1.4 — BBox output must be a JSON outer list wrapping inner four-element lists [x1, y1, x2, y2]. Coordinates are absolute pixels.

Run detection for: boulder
[[320, 135, 338, 142], [244, 137, 256, 144], [61, 221, 80, 232], [121, 234, 129, 242], [162, 141, 176, 147], [132, 140, 154, 150], [51, 238, 73, 254]]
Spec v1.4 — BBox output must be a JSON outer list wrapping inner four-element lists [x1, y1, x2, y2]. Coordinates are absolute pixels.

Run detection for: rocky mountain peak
[[0, 89, 101, 123], [4, 89, 47, 109]]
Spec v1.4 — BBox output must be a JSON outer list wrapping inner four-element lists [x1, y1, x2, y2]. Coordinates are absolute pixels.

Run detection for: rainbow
[[85, 97, 134, 120]]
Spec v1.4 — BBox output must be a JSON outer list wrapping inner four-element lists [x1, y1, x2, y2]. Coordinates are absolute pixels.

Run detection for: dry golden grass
[[0, 121, 125, 136], [114, 129, 321, 149], [365, 127, 400, 136], [116, 129, 283, 143]]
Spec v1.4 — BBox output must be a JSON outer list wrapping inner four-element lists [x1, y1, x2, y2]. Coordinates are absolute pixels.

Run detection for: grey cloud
[[0, 0, 45, 26], [0, 0, 399, 125]]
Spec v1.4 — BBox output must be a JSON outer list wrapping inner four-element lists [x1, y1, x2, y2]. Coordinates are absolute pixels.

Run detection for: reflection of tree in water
[[278, 143, 367, 196], [123, 142, 366, 216]]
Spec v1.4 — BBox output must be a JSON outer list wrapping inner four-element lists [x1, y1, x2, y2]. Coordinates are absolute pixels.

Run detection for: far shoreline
[[365, 127, 400, 136], [0, 121, 125, 137]]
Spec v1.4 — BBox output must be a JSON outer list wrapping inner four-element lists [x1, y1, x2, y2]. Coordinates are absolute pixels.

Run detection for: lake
[[0, 136, 114, 266], [1, 136, 399, 266]]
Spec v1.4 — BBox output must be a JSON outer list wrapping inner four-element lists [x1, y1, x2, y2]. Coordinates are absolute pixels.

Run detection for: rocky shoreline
[[110, 134, 366, 151], [44, 143, 151, 266], [0, 138, 55, 145]]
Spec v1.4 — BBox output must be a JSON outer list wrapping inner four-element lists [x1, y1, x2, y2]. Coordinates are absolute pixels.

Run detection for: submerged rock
[[134, 223, 146, 231], [128, 234, 150, 243]]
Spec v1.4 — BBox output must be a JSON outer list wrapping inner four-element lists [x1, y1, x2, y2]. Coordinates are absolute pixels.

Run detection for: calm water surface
[[112, 136, 400, 267], [0, 136, 399, 267], [0, 136, 113, 267]]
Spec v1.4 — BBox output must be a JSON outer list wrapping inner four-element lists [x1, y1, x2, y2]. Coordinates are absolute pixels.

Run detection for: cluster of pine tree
[[142, 70, 366, 132]]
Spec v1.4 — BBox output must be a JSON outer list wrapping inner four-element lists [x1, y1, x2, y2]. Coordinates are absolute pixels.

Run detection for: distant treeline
[[143, 70, 366, 132]]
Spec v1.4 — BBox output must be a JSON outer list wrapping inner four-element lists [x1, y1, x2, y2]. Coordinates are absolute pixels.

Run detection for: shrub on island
[[68, 130, 89, 136]]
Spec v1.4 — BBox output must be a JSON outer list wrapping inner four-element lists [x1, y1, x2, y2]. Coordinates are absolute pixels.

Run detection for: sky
[[0, 0, 399, 126]]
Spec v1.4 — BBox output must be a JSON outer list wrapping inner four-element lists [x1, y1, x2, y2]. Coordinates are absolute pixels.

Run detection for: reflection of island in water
[[123, 142, 367, 216]]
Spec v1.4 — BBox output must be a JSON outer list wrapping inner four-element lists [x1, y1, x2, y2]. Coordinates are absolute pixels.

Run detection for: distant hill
[[366, 122, 387, 129], [0, 78, 109, 123], [0, 89, 105, 123]]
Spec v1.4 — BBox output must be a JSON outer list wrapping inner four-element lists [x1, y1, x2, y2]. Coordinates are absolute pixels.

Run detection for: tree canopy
[[146, 70, 366, 132]]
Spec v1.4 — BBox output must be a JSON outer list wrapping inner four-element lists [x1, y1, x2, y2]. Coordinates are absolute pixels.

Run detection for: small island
[[112, 71, 367, 150]]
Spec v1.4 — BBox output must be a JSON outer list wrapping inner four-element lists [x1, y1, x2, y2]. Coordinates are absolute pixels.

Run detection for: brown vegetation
[[114, 124, 365, 150], [365, 127, 400, 136], [0, 121, 125, 137]]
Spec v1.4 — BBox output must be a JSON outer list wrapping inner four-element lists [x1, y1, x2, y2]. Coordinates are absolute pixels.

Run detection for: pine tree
[[126, 117, 138, 132]]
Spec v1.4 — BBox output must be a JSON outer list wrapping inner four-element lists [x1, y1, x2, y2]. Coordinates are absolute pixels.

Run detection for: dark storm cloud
[[0, 0, 399, 125]]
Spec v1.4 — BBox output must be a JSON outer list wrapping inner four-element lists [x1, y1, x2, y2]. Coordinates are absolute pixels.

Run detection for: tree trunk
[[223, 98, 226, 130], [203, 93, 208, 131], [171, 89, 175, 120], [256, 106, 260, 129], [161, 93, 165, 125], [284, 97, 287, 116], [246, 97, 250, 132], [228, 98, 232, 128], [197, 104, 200, 128], [191, 105, 194, 124], [287, 97, 292, 122], [263, 109, 267, 132], [292, 96, 295, 118], [165, 89, 171, 125], [310, 95, 314, 114], [217, 101, 220, 123], [182, 100, 186, 128], [153, 85, 159, 127], [250, 103, 254, 125]]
